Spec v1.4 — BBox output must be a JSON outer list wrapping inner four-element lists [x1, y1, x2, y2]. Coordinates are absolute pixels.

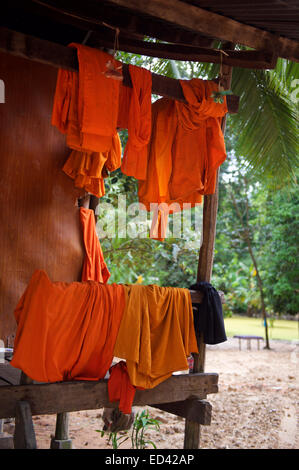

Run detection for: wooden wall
[[0, 51, 86, 344]]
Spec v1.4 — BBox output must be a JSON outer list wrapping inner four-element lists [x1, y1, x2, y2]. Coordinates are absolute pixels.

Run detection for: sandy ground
[[4, 338, 298, 450]]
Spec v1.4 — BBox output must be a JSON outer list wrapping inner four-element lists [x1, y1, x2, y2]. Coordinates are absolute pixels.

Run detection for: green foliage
[[98, 409, 161, 450], [98, 429, 129, 450], [229, 67, 299, 184], [131, 409, 161, 449], [262, 182, 299, 314]]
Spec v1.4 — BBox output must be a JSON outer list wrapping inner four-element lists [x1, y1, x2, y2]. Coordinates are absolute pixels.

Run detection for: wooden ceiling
[[183, 0, 299, 42], [1, 0, 298, 66]]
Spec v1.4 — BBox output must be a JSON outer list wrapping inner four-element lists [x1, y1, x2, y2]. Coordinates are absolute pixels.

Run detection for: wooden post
[[13, 372, 37, 449], [13, 401, 37, 449], [184, 49, 234, 449], [50, 412, 72, 449], [0, 418, 14, 449]]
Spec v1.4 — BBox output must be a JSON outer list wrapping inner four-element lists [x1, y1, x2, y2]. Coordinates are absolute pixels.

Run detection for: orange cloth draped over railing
[[108, 361, 137, 415], [120, 64, 152, 180], [52, 43, 122, 197], [113, 284, 198, 390], [10, 270, 125, 383], [79, 207, 110, 283], [138, 78, 228, 240], [10, 273, 198, 413]]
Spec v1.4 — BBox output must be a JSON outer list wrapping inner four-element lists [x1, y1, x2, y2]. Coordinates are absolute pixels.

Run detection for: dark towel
[[190, 282, 227, 345]]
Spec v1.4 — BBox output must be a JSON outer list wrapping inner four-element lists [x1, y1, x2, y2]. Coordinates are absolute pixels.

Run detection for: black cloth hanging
[[190, 282, 227, 345]]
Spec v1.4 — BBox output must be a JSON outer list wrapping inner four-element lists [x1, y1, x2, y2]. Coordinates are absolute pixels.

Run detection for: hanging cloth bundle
[[138, 78, 228, 241], [190, 282, 227, 345], [120, 64, 152, 180], [52, 43, 122, 197]]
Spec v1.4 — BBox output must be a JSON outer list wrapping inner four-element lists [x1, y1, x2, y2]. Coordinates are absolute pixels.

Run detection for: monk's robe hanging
[[79, 207, 110, 283], [113, 284, 199, 389], [52, 43, 122, 197], [10, 270, 125, 383], [118, 64, 152, 180], [138, 78, 227, 240]]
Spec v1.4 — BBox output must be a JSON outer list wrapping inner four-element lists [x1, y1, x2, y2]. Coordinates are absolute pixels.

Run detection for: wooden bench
[[0, 289, 224, 448], [234, 335, 264, 350]]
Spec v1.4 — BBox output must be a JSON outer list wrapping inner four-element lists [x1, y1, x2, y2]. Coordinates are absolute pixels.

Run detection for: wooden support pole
[[13, 372, 37, 449], [0, 418, 14, 449], [13, 401, 37, 449], [50, 412, 72, 449], [184, 48, 234, 450]]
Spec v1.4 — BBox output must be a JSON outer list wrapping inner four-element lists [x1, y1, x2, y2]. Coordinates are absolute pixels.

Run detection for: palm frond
[[229, 67, 299, 185]]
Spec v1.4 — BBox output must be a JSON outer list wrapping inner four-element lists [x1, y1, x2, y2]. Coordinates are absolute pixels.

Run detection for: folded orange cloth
[[108, 361, 137, 415], [79, 207, 110, 283], [113, 285, 198, 389], [120, 64, 152, 180], [52, 43, 122, 197], [10, 270, 125, 383], [138, 78, 227, 240], [62, 131, 122, 198]]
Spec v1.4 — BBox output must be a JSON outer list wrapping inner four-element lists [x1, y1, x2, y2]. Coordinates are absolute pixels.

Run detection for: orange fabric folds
[[119, 65, 152, 180], [10, 270, 125, 383], [113, 285, 198, 389], [138, 78, 227, 240], [80, 207, 110, 283], [52, 43, 122, 197], [108, 361, 137, 415], [177, 79, 227, 194]]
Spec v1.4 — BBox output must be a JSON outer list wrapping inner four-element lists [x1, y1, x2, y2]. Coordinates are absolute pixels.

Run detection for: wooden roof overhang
[[1, 0, 299, 63], [1, 0, 298, 111]]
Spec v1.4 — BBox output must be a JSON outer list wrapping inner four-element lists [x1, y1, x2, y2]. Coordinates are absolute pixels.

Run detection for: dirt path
[[5, 338, 298, 449]]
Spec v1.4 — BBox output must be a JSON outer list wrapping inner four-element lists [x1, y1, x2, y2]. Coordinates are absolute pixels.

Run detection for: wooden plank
[[87, 32, 276, 69], [105, 0, 299, 62], [0, 373, 218, 419], [20, 0, 214, 48], [13, 401, 37, 449], [0, 27, 239, 114], [151, 399, 212, 425]]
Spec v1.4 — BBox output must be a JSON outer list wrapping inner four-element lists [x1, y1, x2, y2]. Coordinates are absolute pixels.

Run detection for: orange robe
[[52, 43, 122, 197], [119, 64, 152, 180], [138, 79, 227, 240], [108, 361, 137, 415], [79, 207, 110, 283], [10, 270, 125, 383], [113, 285, 198, 389]]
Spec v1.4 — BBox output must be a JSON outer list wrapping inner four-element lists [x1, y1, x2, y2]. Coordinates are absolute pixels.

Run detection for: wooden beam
[[29, 0, 214, 48], [0, 27, 239, 113], [0, 373, 218, 419], [88, 32, 276, 69], [105, 0, 299, 62], [151, 399, 212, 425]]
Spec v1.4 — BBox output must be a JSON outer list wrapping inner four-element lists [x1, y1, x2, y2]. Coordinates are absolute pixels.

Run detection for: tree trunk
[[230, 190, 271, 349]]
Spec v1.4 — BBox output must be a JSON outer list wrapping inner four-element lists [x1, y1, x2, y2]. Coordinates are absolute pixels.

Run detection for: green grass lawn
[[224, 315, 299, 341]]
